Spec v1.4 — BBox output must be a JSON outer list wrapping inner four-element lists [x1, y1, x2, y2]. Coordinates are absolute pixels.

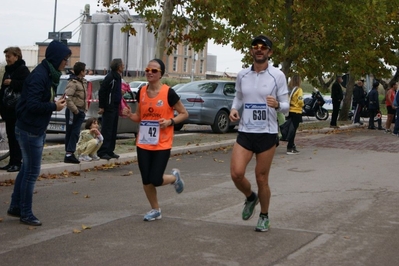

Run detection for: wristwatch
[[170, 118, 175, 126]]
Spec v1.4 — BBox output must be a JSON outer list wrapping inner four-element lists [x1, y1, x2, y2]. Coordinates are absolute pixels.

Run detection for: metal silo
[[112, 23, 128, 68], [95, 23, 113, 73], [128, 23, 145, 76], [91, 12, 109, 23], [142, 29, 156, 68], [80, 23, 97, 70]]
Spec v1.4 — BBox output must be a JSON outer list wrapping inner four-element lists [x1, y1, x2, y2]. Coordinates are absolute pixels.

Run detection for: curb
[[0, 139, 236, 182]]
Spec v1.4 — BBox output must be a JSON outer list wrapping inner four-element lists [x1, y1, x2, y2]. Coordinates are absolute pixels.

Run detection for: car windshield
[[130, 82, 145, 88], [56, 79, 68, 95], [177, 82, 218, 93]]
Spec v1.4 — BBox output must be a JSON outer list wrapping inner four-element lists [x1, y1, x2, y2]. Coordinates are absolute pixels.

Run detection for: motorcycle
[[302, 89, 329, 120]]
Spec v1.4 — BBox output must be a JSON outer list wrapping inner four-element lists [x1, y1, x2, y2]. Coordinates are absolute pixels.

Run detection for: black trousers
[[330, 100, 341, 126], [97, 105, 119, 156], [6, 115, 22, 166], [287, 112, 302, 149]]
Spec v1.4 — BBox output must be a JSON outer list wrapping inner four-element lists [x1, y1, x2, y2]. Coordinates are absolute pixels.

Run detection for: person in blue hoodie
[[7, 40, 71, 226]]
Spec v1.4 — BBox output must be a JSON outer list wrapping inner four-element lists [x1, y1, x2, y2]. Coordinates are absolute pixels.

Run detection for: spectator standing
[[384, 80, 398, 133], [97, 58, 124, 160], [122, 59, 188, 221], [76, 117, 103, 161], [352, 79, 366, 125], [7, 40, 70, 226], [286, 74, 304, 155], [0, 47, 30, 172], [368, 80, 383, 130], [64, 62, 87, 164], [330, 75, 344, 128], [229, 35, 289, 232]]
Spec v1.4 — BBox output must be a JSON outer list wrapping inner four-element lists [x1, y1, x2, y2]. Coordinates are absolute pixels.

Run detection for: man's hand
[[55, 97, 66, 111], [229, 109, 240, 122], [98, 108, 104, 114]]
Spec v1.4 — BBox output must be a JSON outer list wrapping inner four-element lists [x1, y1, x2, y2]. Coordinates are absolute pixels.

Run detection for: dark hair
[[389, 80, 397, 88], [110, 58, 123, 71], [3, 46, 22, 60], [85, 117, 98, 129], [73, 62, 86, 75], [150, 58, 165, 77]]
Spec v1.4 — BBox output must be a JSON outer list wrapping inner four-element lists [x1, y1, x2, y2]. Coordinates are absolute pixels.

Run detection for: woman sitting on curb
[[76, 118, 103, 161]]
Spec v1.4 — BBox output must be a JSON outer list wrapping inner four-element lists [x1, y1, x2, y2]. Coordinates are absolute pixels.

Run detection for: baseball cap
[[251, 35, 273, 49]]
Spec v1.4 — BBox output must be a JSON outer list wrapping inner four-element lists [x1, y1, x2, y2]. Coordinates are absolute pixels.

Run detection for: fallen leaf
[[82, 224, 91, 230], [72, 191, 79, 195], [84, 194, 90, 198], [28, 226, 37, 230], [73, 229, 81, 234], [0, 218, 3, 222]]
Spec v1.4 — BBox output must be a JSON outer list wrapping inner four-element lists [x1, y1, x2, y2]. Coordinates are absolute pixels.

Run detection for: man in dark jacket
[[8, 41, 71, 226], [97, 58, 124, 160], [368, 80, 383, 130], [352, 79, 366, 125], [330, 75, 344, 128]]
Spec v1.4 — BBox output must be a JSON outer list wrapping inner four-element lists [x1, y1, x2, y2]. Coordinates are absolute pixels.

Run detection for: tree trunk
[[339, 74, 355, 121], [155, 0, 174, 60]]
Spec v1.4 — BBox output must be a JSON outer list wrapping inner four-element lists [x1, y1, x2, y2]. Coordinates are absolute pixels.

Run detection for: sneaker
[[90, 154, 100, 161], [109, 153, 120, 159], [172, 168, 184, 194], [286, 149, 300, 155], [64, 154, 80, 164], [255, 214, 270, 232], [385, 129, 392, 133], [143, 209, 162, 221], [79, 155, 92, 162], [392, 133, 399, 137], [242, 193, 259, 220]]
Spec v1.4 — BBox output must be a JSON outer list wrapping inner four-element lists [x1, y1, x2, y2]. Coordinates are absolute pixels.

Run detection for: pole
[[53, 0, 57, 33]]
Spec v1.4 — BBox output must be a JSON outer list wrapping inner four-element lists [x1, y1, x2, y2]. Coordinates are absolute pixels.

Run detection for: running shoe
[[242, 193, 259, 220], [172, 168, 184, 194], [90, 154, 100, 161], [79, 155, 92, 162], [143, 209, 162, 221], [255, 214, 270, 232], [286, 149, 300, 155]]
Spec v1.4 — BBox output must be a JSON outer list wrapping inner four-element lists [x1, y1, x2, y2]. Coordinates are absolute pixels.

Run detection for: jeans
[[65, 109, 85, 153], [330, 100, 341, 126], [11, 126, 46, 218]]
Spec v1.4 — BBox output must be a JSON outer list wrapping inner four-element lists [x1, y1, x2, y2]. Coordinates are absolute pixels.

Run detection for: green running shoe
[[255, 214, 270, 232], [242, 193, 259, 220]]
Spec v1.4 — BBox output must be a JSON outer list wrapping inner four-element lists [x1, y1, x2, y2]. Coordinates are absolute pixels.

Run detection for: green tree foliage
[[101, 0, 399, 120]]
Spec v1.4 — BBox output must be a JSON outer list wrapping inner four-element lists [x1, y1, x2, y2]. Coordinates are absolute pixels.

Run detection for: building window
[[199, 60, 204, 74], [184, 45, 188, 56], [173, 57, 177, 71], [184, 58, 187, 72], [174, 47, 178, 55]]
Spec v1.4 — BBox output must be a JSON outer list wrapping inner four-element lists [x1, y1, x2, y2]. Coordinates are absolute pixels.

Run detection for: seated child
[[76, 118, 104, 161]]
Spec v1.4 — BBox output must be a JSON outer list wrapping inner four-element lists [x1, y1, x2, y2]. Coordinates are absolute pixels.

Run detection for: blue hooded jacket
[[16, 41, 71, 135]]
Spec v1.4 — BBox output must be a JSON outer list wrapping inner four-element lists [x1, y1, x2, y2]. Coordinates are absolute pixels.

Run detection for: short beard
[[254, 56, 268, 64]]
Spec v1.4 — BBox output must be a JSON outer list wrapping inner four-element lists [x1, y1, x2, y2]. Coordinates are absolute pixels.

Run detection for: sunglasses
[[252, 44, 270, 51], [63, 57, 69, 62], [145, 68, 161, 74]]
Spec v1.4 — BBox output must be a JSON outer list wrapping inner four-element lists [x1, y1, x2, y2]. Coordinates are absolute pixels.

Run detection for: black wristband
[[170, 118, 175, 126]]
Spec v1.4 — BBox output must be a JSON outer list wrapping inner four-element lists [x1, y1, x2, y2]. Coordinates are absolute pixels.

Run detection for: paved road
[[0, 126, 398, 265]]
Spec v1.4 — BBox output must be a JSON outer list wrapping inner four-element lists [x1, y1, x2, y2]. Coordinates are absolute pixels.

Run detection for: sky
[[0, 0, 244, 73]]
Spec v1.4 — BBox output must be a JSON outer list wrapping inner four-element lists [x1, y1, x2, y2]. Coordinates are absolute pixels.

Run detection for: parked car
[[174, 80, 238, 133], [47, 75, 139, 134], [129, 81, 147, 93], [171, 83, 186, 92]]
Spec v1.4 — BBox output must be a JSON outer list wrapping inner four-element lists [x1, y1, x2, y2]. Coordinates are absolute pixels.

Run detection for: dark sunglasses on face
[[252, 44, 270, 51], [145, 68, 161, 74]]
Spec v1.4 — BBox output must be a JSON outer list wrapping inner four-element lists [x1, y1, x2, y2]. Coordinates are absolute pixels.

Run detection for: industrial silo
[[91, 12, 109, 23], [95, 23, 113, 73], [112, 23, 128, 69], [128, 23, 145, 76], [80, 23, 97, 70]]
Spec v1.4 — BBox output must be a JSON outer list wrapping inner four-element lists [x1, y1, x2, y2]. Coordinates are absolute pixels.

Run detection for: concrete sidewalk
[[1, 122, 398, 265]]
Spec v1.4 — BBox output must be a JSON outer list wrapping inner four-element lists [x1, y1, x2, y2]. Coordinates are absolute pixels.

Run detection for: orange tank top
[[137, 84, 174, 150]]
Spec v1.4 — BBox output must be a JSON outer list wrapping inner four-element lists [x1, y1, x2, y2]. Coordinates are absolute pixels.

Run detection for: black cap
[[251, 35, 273, 49], [152, 58, 165, 77]]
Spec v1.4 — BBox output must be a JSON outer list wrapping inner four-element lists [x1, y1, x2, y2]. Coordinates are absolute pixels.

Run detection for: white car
[[47, 75, 139, 134], [129, 81, 147, 93]]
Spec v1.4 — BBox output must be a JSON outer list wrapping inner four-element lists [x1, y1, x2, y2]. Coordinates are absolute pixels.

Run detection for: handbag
[[119, 97, 129, 117], [279, 118, 294, 141], [3, 86, 21, 108]]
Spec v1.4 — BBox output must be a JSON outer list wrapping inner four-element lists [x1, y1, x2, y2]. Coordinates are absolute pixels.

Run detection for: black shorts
[[136, 147, 171, 186], [387, 105, 395, 115], [236, 132, 278, 154]]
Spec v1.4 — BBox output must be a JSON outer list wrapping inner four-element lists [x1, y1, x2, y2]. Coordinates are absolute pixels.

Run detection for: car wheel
[[174, 123, 184, 131], [211, 110, 229, 133]]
